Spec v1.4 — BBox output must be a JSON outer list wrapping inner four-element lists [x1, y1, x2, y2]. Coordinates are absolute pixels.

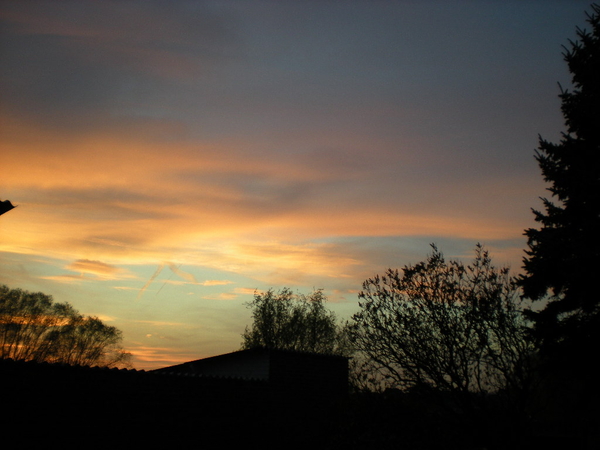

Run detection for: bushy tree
[[350, 245, 535, 413], [241, 288, 349, 355], [0, 284, 131, 367], [520, 4, 600, 356]]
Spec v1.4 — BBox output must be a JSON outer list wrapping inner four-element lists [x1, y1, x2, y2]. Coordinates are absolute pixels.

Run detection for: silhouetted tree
[[518, 6, 600, 445], [520, 4, 600, 361], [0, 284, 131, 367], [241, 288, 349, 355], [350, 245, 536, 424]]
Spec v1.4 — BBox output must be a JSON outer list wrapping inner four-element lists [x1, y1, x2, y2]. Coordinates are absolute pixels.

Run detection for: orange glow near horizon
[[0, 114, 539, 368]]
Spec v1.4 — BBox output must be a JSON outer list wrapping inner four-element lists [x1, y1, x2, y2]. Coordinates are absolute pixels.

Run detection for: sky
[[0, 0, 592, 370]]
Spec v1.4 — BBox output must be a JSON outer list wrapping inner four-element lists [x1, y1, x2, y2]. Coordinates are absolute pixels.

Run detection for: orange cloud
[[0, 108, 535, 293], [40, 274, 91, 284], [201, 280, 235, 286], [67, 259, 119, 275], [127, 345, 201, 370], [234, 287, 259, 295], [201, 292, 239, 301], [36, 259, 133, 284]]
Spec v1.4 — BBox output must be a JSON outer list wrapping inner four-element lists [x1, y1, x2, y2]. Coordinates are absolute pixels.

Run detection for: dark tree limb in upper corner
[[0, 200, 16, 216]]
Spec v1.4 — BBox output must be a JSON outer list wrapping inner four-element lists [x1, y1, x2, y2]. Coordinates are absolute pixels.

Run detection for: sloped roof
[[152, 346, 349, 382]]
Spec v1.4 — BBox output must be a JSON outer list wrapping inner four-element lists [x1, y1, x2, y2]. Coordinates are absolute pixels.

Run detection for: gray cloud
[[0, 0, 239, 130], [17, 187, 174, 220]]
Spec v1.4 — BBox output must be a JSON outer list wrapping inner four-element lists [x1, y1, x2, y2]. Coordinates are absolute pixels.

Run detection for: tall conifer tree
[[521, 4, 600, 358]]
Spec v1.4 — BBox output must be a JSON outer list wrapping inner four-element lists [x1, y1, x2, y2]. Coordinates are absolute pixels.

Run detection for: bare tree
[[349, 245, 536, 413]]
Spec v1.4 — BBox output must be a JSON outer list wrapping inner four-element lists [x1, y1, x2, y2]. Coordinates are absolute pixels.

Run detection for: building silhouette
[[2, 348, 349, 446]]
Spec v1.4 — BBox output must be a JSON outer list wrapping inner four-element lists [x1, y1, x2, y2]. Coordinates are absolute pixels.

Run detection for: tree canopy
[[241, 288, 349, 355], [0, 284, 131, 367]]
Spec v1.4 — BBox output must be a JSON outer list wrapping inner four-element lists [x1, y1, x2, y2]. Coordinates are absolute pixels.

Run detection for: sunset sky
[[0, 0, 591, 369]]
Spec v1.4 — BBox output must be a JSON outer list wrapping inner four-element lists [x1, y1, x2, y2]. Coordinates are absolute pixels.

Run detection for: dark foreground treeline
[[2, 358, 596, 449], [334, 389, 595, 450]]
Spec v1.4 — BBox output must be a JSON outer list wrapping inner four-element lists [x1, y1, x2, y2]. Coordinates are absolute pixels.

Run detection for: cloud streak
[[137, 262, 198, 299], [67, 259, 120, 275]]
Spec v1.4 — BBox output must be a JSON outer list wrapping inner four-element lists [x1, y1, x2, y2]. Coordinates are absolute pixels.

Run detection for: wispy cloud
[[201, 292, 239, 301], [201, 280, 234, 286], [128, 344, 202, 369], [67, 259, 120, 276], [40, 274, 90, 284], [137, 262, 198, 299], [39, 259, 134, 284]]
